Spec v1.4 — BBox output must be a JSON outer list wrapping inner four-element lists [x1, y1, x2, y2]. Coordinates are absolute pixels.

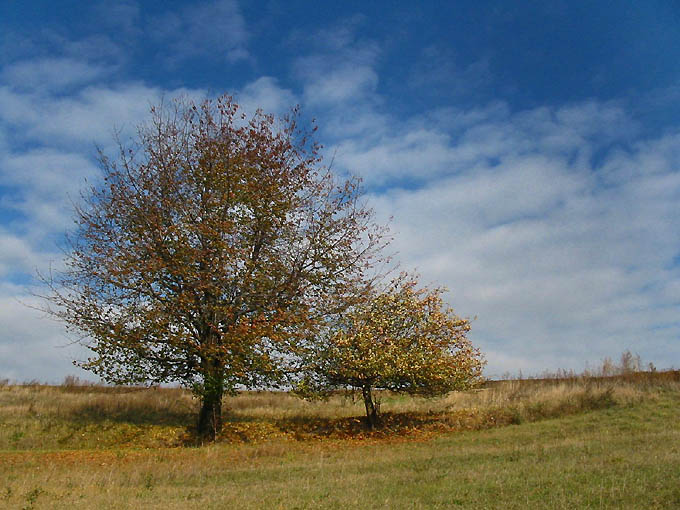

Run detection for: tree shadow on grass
[[170, 410, 485, 446], [68, 403, 195, 427], [273, 412, 461, 439], [61, 388, 198, 428], [186, 412, 458, 444]]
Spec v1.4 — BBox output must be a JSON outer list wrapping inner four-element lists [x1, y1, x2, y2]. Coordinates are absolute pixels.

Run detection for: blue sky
[[1, 0, 680, 382]]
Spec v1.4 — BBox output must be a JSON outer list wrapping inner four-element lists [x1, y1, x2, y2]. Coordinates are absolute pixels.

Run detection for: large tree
[[296, 274, 485, 428], [43, 96, 387, 439]]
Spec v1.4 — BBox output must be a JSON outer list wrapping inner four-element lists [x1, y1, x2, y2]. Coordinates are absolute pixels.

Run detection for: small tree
[[296, 274, 485, 428], [41, 95, 388, 439]]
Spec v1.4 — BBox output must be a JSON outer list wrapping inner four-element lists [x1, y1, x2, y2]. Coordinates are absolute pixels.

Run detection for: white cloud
[[0, 69, 211, 382], [329, 101, 637, 186], [0, 80, 206, 149], [1, 58, 110, 93], [0, 69, 296, 382], [291, 21, 385, 139], [0, 232, 45, 277], [301, 63, 378, 107], [364, 124, 680, 377], [238, 77, 297, 117], [282, 24, 680, 376], [282, 25, 671, 377], [0, 287, 90, 383], [150, 0, 249, 64], [1, 149, 95, 195], [0, 17, 678, 384], [0, 69, 207, 258], [0, 148, 98, 241]]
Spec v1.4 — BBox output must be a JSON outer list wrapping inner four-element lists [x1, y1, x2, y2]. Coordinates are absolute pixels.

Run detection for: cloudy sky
[[1, 0, 680, 382]]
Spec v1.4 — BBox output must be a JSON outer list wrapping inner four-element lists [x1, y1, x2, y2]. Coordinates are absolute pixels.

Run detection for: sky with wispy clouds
[[1, 0, 679, 382]]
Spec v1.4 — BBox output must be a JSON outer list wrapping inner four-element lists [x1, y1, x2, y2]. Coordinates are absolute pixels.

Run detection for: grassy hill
[[1, 371, 679, 508]]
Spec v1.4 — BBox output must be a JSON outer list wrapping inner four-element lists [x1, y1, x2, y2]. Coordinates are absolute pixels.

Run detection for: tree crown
[[43, 95, 389, 396], [297, 273, 485, 400]]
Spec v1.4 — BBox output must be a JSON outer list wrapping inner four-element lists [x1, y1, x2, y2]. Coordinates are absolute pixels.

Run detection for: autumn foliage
[[42, 95, 388, 439], [296, 274, 485, 428], [41, 94, 487, 439]]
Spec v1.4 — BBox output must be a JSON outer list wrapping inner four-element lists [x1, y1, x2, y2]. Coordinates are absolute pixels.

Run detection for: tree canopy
[[296, 274, 485, 428], [43, 96, 388, 438]]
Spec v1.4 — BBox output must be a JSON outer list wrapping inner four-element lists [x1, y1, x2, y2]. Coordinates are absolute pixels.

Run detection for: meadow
[[1, 368, 679, 509]]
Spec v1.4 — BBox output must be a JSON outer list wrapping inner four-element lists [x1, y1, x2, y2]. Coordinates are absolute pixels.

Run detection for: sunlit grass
[[1, 376, 679, 509], [1, 365, 679, 508], [1, 370, 678, 449]]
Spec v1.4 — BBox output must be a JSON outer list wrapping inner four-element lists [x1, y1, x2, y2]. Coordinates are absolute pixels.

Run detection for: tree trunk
[[197, 370, 224, 440], [361, 385, 379, 429]]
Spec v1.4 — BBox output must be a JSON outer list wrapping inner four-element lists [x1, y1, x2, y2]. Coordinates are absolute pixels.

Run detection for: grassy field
[[1, 372, 679, 509]]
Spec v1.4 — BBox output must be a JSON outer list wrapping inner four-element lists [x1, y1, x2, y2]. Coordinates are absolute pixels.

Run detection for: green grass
[[1, 374, 679, 508]]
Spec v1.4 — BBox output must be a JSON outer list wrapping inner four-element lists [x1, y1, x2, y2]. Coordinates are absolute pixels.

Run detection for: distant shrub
[[63, 375, 87, 387]]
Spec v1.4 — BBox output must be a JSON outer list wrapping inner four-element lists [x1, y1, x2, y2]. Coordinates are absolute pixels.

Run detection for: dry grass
[[1, 369, 679, 508], [1, 370, 678, 449], [1, 376, 679, 509]]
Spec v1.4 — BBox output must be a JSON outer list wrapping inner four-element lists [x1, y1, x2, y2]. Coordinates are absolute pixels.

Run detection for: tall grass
[[1, 375, 679, 509], [1, 366, 678, 449], [2, 357, 679, 508]]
